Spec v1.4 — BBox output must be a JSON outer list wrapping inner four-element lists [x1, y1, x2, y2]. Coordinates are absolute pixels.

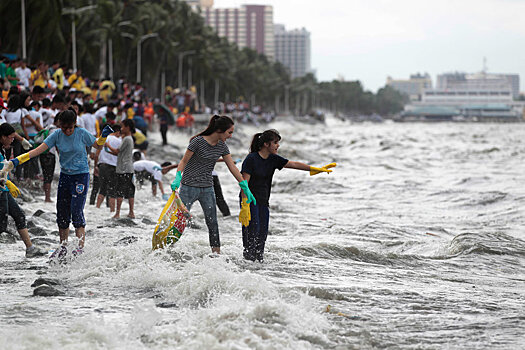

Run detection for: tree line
[[0, 0, 408, 116]]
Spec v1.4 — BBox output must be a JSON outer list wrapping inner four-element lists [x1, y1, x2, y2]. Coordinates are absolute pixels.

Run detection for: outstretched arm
[[223, 154, 244, 183], [285, 161, 337, 175], [283, 160, 310, 171]]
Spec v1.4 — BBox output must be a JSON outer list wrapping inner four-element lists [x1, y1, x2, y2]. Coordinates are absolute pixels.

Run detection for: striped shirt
[[182, 136, 230, 187]]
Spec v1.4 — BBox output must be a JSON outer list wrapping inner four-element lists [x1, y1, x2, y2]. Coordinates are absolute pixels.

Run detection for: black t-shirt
[[241, 152, 288, 206]]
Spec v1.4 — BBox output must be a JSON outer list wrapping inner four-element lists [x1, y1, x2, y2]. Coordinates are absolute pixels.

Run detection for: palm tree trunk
[[99, 40, 107, 79]]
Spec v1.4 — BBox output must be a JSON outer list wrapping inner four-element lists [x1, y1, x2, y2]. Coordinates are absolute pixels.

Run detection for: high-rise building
[[274, 24, 311, 79], [202, 5, 275, 60], [386, 73, 432, 101]]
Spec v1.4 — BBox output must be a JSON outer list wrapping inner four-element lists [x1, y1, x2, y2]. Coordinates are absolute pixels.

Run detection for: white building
[[274, 24, 311, 79], [436, 72, 520, 99]]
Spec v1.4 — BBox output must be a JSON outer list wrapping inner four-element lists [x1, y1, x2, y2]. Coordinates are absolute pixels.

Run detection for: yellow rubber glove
[[5, 180, 20, 198], [3, 153, 31, 174], [239, 197, 251, 227], [309, 162, 337, 176]]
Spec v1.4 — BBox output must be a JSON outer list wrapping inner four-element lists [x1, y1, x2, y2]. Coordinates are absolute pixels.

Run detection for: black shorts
[[98, 163, 118, 198], [39, 152, 56, 184], [116, 173, 135, 199], [135, 140, 149, 151]]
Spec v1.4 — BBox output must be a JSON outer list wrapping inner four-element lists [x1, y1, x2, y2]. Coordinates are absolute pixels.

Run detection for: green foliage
[[0, 0, 408, 115]]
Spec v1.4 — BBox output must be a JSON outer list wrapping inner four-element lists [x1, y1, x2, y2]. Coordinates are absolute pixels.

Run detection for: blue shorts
[[56, 173, 90, 229]]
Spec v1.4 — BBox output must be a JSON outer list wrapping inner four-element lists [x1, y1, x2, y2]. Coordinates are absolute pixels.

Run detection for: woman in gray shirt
[[171, 115, 256, 254]]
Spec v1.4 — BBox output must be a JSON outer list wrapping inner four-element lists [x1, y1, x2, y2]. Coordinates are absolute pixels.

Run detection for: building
[[437, 72, 520, 99], [201, 5, 275, 60], [274, 24, 311, 79], [386, 73, 432, 101], [401, 70, 524, 121]]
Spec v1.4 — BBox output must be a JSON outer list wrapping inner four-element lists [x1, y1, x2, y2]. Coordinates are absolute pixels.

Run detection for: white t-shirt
[[0, 110, 6, 124], [98, 134, 121, 166], [94, 106, 108, 121], [26, 110, 43, 136], [133, 160, 163, 182], [81, 113, 97, 136], [40, 107, 55, 128], [76, 116, 85, 129], [15, 67, 31, 87], [5, 108, 28, 124]]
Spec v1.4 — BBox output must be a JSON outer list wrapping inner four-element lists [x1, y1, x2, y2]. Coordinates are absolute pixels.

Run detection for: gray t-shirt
[[182, 136, 230, 187], [116, 135, 134, 174]]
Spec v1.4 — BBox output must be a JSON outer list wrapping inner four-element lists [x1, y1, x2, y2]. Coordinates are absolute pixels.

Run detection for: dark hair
[[132, 150, 142, 162], [19, 92, 30, 106], [192, 115, 234, 140], [109, 123, 120, 132], [52, 93, 66, 104], [42, 98, 52, 108], [122, 118, 136, 134], [7, 94, 23, 111], [161, 161, 172, 167], [249, 129, 281, 153], [7, 86, 20, 98], [83, 103, 94, 114], [32, 86, 45, 94], [57, 109, 77, 126], [0, 122, 16, 137]]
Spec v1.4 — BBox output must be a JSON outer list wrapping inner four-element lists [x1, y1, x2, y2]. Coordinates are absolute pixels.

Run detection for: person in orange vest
[[144, 102, 154, 131]]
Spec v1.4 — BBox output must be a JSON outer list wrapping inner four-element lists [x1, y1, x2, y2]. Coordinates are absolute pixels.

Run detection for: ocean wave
[[447, 232, 525, 257], [294, 242, 423, 266]]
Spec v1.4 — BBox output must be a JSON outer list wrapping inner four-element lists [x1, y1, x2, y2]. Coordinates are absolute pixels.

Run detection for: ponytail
[[249, 129, 281, 153], [191, 115, 234, 141]]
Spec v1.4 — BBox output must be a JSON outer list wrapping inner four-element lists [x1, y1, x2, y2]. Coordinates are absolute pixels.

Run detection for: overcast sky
[[214, 0, 525, 93]]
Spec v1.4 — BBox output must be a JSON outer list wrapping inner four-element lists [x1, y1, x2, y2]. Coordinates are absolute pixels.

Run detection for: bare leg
[[127, 198, 135, 218], [59, 228, 69, 245], [152, 183, 157, 197], [18, 228, 33, 248], [211, 247, 220, 254], [96, 193, 105, 208], [114, 198, 123, 218], [43, 183, 52, 203], [75, 227, 86, 248], [108, 197, 115, 212]]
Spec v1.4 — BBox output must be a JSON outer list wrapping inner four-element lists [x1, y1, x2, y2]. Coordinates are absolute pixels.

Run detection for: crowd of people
[[0, 56, 335, 262]]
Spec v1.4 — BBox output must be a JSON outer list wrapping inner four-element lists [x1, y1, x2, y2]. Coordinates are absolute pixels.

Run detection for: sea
[[1, 116, 524, 349]]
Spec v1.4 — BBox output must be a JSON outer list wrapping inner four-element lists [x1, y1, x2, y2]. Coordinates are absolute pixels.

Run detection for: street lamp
[[21, 0, 26, 59], [177, 50, 195, 89], [62, 5, 97, 72], [136, 33, 158, 83], [108, 20, 133, 80], [161, 41, 180, 103]]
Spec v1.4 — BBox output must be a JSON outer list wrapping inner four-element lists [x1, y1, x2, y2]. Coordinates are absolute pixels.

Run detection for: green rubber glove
[[171, 171, 182, 191], [238, 180, 256, 205]]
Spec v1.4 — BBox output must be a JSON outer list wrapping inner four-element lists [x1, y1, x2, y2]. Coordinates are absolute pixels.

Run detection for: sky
[[214, 0, 525, 93]]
